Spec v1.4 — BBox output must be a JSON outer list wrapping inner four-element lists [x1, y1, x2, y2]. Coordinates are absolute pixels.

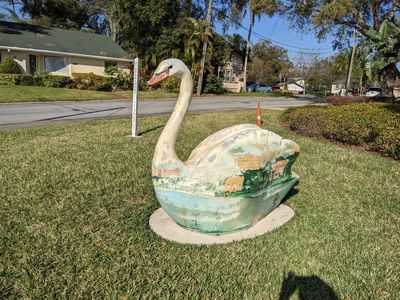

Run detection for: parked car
[[247, 83, 273, 93], [365, 87, 381, 97], [247, 83, 258, 92], [257, 84, 272, 93]]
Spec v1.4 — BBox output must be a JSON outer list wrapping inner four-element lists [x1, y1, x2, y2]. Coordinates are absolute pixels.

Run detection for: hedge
[[282, 103, 400, 160], [326, 95, 397, 105], [72, 73, 111, 91], [0, 72, 132, 91], [40, 74, 71, 88], [0, 74, 21, 85]]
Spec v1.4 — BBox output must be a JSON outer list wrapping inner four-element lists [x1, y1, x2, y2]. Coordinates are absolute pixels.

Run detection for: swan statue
[[148, 59, 300, 234]]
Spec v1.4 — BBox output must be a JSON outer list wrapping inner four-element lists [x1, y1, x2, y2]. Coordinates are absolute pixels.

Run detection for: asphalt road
[[0, 96, 324, 130]]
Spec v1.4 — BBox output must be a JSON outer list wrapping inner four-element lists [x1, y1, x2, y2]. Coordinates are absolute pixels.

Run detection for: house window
[[44, 56, 67, 73], [105, 61, 117, 69]]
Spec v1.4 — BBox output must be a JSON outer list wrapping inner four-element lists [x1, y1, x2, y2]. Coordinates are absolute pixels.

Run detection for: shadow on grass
[[139, 125, 165, 135], [279, 272, 339, 300], [280, 183, 299, 205]]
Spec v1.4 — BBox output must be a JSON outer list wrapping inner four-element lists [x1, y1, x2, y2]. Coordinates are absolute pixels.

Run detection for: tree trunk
[[381, 63, 399, 99], [242, 7, 254, 93]]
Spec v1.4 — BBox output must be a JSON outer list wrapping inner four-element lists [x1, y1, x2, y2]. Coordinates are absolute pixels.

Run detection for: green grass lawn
[[0, 86, 179, 103], [0, 110, 399, 298], [0, 86, 298, 104]]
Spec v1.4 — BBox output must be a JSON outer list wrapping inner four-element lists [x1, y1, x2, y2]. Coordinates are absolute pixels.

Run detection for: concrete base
[[149, 204, 294, 245]]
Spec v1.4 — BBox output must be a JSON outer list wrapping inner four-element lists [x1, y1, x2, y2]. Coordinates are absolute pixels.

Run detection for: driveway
[[0, 95, 324, 130]]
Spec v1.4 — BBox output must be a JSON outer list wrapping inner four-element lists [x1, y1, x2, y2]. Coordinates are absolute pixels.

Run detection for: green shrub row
[[272, 90, 294, 97], [72, 73, 111, 91], [0, 74, 21, 85], [0, 72, 132, 91], [0, 73, 72, 88], [282, 103, 400, 160]]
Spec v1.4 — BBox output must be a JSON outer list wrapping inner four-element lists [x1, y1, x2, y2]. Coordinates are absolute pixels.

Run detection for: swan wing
[[188, 123, 259, 161]]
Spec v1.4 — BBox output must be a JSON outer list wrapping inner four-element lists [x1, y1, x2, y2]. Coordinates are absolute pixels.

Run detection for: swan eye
[[168, 65, 173, 70]]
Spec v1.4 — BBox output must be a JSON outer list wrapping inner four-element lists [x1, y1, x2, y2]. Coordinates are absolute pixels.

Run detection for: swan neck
[[153, 71, 193, 165]]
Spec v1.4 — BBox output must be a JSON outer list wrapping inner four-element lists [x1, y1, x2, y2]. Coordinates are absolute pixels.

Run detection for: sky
[[215, 13, 338, 61]]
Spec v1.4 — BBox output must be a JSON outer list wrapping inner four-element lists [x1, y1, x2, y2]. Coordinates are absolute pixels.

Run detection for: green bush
[[0, 74, 20, 85], [204, 74, 225, 94], [19, 74, 40, 86], [105, 66, 132, 91], [0, 57, 21, 74], [72, 73, 111, 91], [326, 96, 370, 105], [160, 77, 180, 92], [282, 103, 400, 160], [272, 90, 293, 97], [39, 74, 71, 88]]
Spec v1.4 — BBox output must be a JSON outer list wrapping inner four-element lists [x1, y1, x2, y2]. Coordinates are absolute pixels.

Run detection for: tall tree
[[247, 40, 292, 84], [283, 0, 400, 98], [231, 0, 278, 89], [20, 0, 91, 28]]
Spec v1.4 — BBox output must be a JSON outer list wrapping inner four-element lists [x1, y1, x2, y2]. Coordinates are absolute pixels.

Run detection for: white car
[[365, 87, 381, 97]]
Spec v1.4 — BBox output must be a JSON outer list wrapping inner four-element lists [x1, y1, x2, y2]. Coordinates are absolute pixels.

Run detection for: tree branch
[[370, 0, 384, 30], [350, 8, 371, 35], [385, 0, 399, 21]]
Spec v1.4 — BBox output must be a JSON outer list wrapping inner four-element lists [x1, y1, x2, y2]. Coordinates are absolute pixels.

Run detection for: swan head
[[147, 59, 189, 85]]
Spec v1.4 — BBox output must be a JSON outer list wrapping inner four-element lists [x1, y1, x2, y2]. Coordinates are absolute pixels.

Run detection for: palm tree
[[236, 0, 278, 90], [181, 17, 214, 78]]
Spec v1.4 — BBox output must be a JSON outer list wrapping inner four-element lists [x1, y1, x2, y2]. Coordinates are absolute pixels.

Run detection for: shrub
[[39, 74, 71, 88], [204, 74, 225, 94], [72, 73, 111, 91], [0, 57, 21, 74], [272, 90, 294, 97], [105, 66, 132, 91], [19, 74, 40, 86], [160, 77, 180, 92], [326, 96, 370, 105], [0, 74, 20, 85], [282, 103, 400, 160]]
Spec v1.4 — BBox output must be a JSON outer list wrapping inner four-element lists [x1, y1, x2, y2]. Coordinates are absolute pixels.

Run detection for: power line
[[219, 15, 334, 55]]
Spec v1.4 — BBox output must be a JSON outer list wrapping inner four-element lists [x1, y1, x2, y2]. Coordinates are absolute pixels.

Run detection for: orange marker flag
[[256, 102, 262, 127]]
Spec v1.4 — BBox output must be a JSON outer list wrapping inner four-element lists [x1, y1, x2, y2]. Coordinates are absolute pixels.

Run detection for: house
[[331, 80, 345, 95], [218, 49, 246, 93], [0, 21, 133, 77], [279, 78, 305, 94]]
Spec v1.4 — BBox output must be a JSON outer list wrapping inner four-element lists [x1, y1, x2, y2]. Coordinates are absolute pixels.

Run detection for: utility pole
[[345, 29, 357, 92], [242, 2, 254, 93], [197, 0, 213, 96]]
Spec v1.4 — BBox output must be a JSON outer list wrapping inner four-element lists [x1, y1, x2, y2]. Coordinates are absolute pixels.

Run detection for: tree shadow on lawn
[[279, 272, 339, 300]]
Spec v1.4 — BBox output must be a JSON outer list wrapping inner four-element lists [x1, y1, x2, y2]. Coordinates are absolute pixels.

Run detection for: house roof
[[0, 21, 132, 62]]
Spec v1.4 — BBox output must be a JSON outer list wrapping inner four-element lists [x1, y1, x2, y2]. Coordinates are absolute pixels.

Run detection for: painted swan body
[[148, 59, 299, 234]]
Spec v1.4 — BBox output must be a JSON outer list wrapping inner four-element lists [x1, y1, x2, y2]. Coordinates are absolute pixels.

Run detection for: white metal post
[[131, 57, 139, 137]]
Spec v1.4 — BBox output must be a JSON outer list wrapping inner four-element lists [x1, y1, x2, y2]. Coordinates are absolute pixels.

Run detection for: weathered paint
[[149, 59, 300, 234]]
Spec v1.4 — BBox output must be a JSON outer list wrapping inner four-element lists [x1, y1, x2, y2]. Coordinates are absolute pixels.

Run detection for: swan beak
[[147, 70, 170, 86]]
